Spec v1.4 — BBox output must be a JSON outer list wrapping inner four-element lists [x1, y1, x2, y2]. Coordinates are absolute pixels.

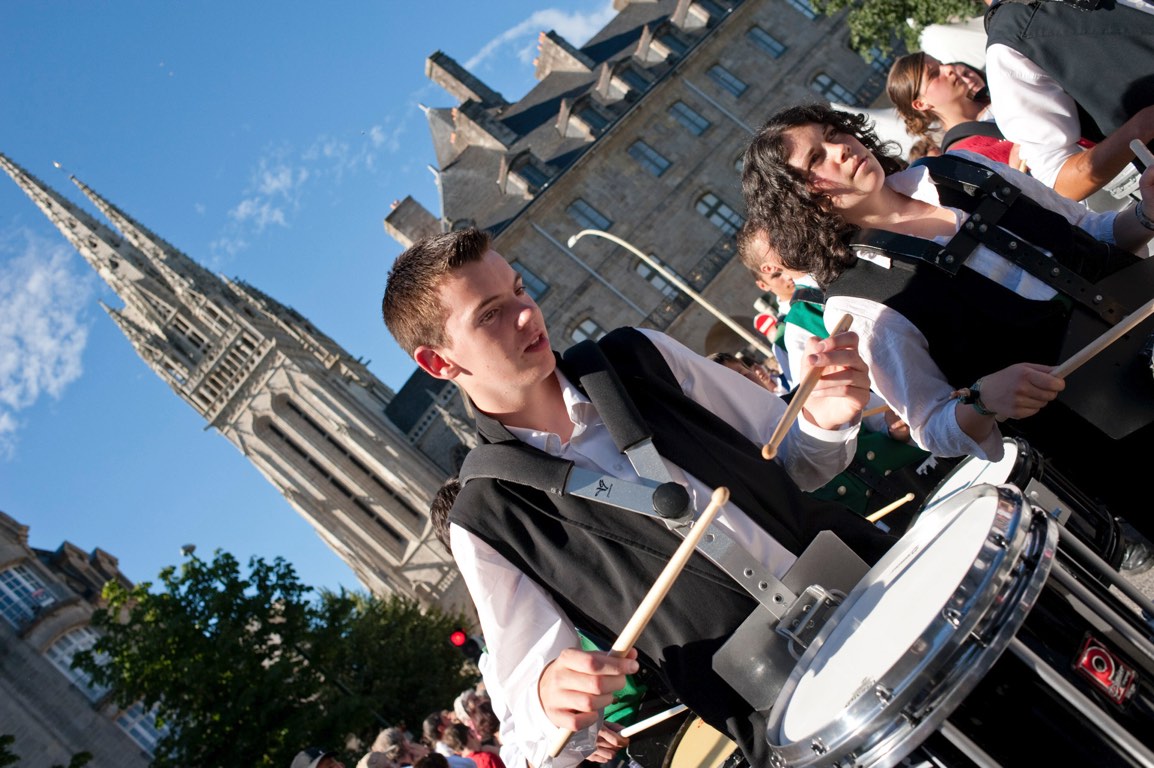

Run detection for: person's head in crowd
[[373, 727, 430, 767], [708, 352, 776, 392], [414, 754, 450, 768], [292, 747, 345, 768], [422, 711, 446, 748], [887, 52, 987, 141], [441, 723, 479, 755], [946, 61, 988, 101], [429, 477, 460, 554], [907, 137, 942, 162], [357, 753, 396, 768], [453, 689, 479, 730], [742, 103, 904, 285], [738, 224, 799, 304], [470, 697, 501, 745]]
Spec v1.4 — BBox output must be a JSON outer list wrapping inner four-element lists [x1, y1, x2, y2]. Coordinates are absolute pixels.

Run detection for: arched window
[[570, 317, 607, 343], [511, 261, 549, 301], [785, 0, 819, 20], [707, 65, 747, 98], [636, 258, 681, 299], [627, 141, 671, 177], [811, 73, 858, 105], [747, 26, 787, 58], [0, 563, 56, 627], [669, 101, 710, 136], [45, 626, 109, 701], [696, 193, 745, 236], [567, 199, 613, 231]]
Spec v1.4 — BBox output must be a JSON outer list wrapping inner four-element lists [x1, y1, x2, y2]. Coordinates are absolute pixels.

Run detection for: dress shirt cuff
[[518, 661, 598, 768]]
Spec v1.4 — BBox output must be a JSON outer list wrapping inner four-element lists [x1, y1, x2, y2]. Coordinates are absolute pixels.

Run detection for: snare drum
[[766, 484, 1056, 767], [921, 437, 1123, 567], [766, 482, 1154, 767]]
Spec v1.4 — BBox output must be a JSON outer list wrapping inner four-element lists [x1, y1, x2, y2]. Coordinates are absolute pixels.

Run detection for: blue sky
[[0, 1, 617, 595]]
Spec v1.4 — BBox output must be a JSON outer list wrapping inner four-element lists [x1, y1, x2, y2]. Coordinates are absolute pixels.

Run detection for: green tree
[[813, 0, 984, 57], [76, 551, 476, 768], [310, 590, 479, 736], [0, 735, 18, 768]]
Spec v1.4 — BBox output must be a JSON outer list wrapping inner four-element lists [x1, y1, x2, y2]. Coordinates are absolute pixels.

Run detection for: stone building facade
[[0, 511, 157, 767], [0, 156, 471, 615], [386, 0, 890, 367]]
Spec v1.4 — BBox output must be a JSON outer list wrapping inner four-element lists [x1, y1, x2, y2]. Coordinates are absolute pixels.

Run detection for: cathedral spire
[[1, 151, 470, 617]]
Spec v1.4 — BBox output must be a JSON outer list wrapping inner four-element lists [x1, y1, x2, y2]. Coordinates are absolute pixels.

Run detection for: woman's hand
[[978, 363, 1065, 419], [955, 362, 1064, 443], [800, 330, 872, 429]]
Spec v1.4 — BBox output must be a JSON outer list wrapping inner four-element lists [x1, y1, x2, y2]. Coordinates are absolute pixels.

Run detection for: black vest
[[451, 328, 893, 766], [824, 160, 1154, 542], [985, 0, 1154, 141]]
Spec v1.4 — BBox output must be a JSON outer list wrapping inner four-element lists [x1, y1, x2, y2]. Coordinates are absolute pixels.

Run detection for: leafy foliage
[[814, 0, 986, 57], [0, 736, 18, 768], [76, 551, 477, 768]]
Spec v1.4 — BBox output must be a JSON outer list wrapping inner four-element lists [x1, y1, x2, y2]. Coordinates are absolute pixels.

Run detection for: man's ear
[[414, 345, 457, 380], [755, 278, 771, 292]]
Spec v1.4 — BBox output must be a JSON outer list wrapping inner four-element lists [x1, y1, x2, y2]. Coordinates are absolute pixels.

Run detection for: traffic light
[[449, 628, 483, 663]]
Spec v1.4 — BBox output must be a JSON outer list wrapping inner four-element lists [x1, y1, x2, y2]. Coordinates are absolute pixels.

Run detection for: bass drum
[[661, 714, 738, 768], [920, 436, 1123, 566]]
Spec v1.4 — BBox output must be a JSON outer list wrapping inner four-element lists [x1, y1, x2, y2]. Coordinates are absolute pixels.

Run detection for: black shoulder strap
[[561, 338, 652, 453], [848, 229, 953, 272], [458, 443, 573, 494], [941, 120, 1005, 152], [459, 335, 654, 492]]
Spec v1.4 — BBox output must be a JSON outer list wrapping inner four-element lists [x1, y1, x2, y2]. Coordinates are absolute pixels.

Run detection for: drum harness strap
[[848, 155, 1139, 327], [459, 339, 800, 620]]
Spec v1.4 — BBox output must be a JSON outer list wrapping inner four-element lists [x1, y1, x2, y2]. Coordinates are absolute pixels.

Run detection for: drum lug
[[810, 737, 828, 756], [874, 684, 893, 705], [942, 607, 963, 627]]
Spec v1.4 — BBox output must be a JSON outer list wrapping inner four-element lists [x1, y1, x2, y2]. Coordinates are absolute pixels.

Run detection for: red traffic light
[[450, 629, 468, 647]]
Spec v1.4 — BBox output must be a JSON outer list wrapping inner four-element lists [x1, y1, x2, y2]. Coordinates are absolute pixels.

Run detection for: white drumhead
[[778, 491, 1001, 742], [922, 439, 1019, 514]]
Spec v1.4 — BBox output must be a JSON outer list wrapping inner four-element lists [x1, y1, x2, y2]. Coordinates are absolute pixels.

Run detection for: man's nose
[[516, 304, 535, 329]]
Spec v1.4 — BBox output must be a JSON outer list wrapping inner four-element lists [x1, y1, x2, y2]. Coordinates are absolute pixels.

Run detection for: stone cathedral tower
[[0, 153, 472, 614]]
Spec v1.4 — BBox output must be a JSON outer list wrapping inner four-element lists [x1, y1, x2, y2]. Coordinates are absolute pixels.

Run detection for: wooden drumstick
[[547, 487, 730, 758], [1051, 296, 1154, 378], [1130, 138, 1154, 169], [865, 492, 916, 523], [619, 704, 689, 738], [861, 404, 889, 420], [762, 314, 855, 460]]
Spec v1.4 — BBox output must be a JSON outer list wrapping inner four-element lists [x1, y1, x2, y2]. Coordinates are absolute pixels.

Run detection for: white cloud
[[214, 100, 419, 256], [228, 197, 287, 231], [0, 230, 94, 457], [465, 1, 617, 71]]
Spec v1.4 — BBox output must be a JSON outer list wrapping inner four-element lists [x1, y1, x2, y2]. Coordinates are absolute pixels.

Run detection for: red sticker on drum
[[1075, 635, 1135, 706]]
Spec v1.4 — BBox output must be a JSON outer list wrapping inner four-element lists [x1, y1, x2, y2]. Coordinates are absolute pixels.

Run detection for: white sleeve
[[637, 328, 858, 492], [984, 43, 1083, 189], [449, 524, 596, 768], [824, 295, 1005, 461]]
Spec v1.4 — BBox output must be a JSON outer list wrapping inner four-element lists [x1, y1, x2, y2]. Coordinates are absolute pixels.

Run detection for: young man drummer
[[381, 229, 893, 768]]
